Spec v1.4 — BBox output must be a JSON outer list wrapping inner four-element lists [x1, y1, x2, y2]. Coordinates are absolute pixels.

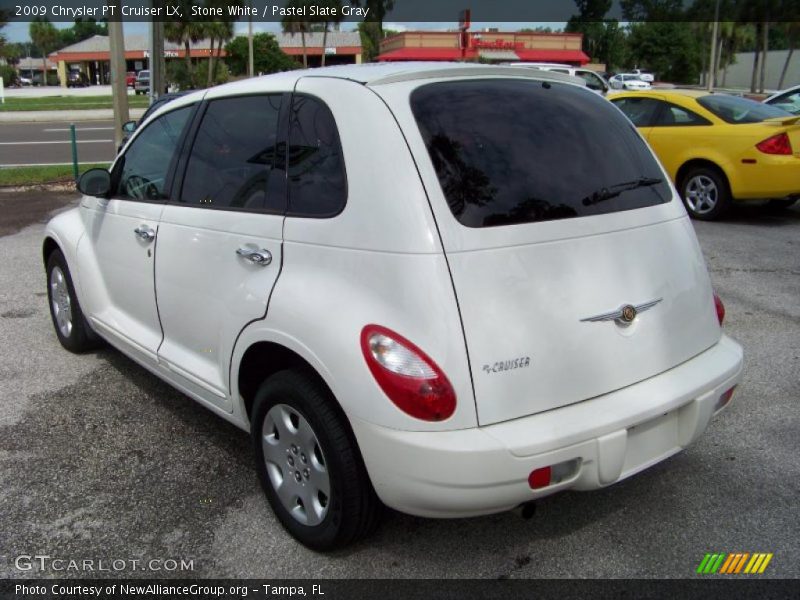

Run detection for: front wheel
[[46, 250, 101, 353], [251, 370, 380, 550], [680, 166, 731, 221]]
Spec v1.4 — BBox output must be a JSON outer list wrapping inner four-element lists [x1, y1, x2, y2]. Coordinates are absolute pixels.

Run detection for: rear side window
[[180, 94, 284, 212], [411, 80, 670, 228], [287, 95, 347, 217], [697, 94, 791, 123]]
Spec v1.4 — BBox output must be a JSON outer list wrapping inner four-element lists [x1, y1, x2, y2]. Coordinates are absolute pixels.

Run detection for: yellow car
[[609, 90, 800, 220]]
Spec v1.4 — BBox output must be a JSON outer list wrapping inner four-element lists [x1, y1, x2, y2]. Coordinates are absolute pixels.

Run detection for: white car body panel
[[155, 208, 284, 408], [43, 62, 744, 520]]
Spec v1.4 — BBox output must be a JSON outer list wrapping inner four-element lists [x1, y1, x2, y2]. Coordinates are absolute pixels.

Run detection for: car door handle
[[236, 245, 272, 266], [134, 225, 156, 242]]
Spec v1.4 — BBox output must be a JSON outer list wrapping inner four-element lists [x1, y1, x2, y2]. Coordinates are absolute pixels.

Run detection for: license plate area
[[621, 410, 681, 478]]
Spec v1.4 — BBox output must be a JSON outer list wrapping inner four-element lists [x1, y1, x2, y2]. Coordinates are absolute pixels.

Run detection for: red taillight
[[360, 324, 456, 421], [714, 292, 725, 326], [756, 132, 792, 155]]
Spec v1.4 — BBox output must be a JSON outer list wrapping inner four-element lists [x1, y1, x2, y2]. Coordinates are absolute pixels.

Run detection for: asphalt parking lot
[[0, 192, 798, 579]]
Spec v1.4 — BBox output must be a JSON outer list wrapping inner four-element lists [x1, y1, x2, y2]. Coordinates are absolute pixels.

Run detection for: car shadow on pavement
[[722, 202, 800, 226]]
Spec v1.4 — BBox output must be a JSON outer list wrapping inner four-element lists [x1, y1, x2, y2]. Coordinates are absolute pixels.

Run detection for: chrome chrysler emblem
[[580, 298, 663, 326]]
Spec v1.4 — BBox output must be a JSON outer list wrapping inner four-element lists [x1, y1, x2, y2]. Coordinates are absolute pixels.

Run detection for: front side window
[[411, 79, 669, 228], [113, 105, 193, 201], [654, 102, 711, 126], [611, 97, 663, 127], [287, 95, 347, 217], [180, 95, 284, 212]]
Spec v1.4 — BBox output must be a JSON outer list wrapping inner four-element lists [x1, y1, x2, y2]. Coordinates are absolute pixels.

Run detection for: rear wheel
[[251, 370, 380, 550], [680, 166, 731, 221], [46, 250, 101, 353]]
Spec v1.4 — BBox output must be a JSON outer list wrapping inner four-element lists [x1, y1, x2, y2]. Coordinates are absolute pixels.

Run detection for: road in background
[[0, 120, 117, 166], [0, 194, 797, 578]]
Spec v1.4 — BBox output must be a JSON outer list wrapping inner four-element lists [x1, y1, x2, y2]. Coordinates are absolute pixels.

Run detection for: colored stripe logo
[[696, 553, 773, 574]]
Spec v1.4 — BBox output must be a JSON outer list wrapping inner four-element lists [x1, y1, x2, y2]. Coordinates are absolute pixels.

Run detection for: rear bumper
[[351, 334, 743, 518], [730, 156, 800, 199]]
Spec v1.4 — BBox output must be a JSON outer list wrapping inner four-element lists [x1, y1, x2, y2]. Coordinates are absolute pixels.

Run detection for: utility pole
[[248, 0, 254, 77], [149, 5, 165, 102], [707, 0, 720, 91], [108, 0, 129, 149]]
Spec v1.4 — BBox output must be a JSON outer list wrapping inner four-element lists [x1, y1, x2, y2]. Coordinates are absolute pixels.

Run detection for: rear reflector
[[528, 459, 580, 489], [714, 385, 737, 413], [714, 292, 725, 325], [756, 132, 792, 155], [528, 467, 551, 489]]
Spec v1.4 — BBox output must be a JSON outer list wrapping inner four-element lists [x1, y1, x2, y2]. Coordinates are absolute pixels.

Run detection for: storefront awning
[[478, 49, 520, 61]]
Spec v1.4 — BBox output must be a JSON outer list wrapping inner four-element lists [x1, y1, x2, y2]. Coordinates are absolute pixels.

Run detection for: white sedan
[[763, 84, 800, 115], [609, 74, 652, 90]]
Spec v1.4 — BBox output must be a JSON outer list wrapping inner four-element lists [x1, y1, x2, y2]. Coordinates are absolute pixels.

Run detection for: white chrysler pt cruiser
[[44, 63, 743, 550]]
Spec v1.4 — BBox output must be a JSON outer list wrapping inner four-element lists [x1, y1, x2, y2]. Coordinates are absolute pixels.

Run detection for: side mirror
[[122, 120, 137, 134], [77, 168, 112, 197]]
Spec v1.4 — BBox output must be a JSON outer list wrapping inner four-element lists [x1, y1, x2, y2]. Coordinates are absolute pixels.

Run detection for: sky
[[3, 20, 567, 45]]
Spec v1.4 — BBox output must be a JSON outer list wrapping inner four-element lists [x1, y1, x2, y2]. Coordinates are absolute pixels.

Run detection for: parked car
[[631, 68, 655, 82], [608, 74, 652, 90], [67, 71, 89, 88], [510, 62, 610, 95], [126, 71, 137, 88], [134, 70, 150, 95], [119, 91, 189, 152], [610, 89, 800, 219], [18, 75, 33, 86], [44, 63, 743, 550], [764, 84, 800, 115]]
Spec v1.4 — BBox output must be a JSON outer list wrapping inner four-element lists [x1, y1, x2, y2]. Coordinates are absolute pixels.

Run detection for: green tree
[[29, 18, 60, 83], [350, 0, 395, 62], [627, 21, 702, 83], [282, 0, 311, 67], [620, 0, 684, 20], [200, 0, 240, 86], [224, 33, 297, 76], [314, 0, 344, 66], [165, 0, 204, 84], [58, 18, 108, 47]]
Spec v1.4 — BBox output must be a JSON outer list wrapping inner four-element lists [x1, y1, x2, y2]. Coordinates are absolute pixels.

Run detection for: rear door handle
[[134, 225, 156, 242], [236, 245, 272, 266]]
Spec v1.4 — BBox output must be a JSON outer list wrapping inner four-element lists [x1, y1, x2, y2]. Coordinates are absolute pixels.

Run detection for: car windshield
[[697, 94, 791, 123], [410, 79, 670, 228]]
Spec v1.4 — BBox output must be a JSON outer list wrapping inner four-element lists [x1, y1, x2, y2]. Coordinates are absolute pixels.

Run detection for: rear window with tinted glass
[[697, 94, 791, 124], [410, 79, 670, 228]]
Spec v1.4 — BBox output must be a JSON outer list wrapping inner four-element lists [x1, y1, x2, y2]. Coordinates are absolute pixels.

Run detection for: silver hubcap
[[262, 404, 330, 526], [685, 175, 718, 215], [49, 266, 73, 338]]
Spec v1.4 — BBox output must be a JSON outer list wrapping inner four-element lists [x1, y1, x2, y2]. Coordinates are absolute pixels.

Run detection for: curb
[[0, 182, 77, 194]]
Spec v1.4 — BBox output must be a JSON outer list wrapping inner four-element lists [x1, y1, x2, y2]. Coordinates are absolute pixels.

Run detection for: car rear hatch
[[394, 76, 722, 426]]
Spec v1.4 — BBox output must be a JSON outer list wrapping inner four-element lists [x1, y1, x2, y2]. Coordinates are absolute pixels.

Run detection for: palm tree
[[316, 0, 344, 67], [165, 0, 203, 83], [29, 18, 59, 84], [282, 0, 309, 68], [777, 21, 799, 89], [206, 20, 235, 86]]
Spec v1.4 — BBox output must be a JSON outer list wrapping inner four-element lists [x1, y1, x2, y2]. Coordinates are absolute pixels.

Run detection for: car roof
[[205, 62, 584, 93]]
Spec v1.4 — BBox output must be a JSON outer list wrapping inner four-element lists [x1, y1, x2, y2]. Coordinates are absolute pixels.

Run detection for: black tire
[[679, 166, 732, 221], [766, 198, 798, 211], [46, 250, 101, 353], [251, 369, 380, 550]]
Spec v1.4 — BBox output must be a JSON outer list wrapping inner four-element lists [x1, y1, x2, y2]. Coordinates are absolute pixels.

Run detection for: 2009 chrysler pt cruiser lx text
[[43, 63, 744, 549]]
